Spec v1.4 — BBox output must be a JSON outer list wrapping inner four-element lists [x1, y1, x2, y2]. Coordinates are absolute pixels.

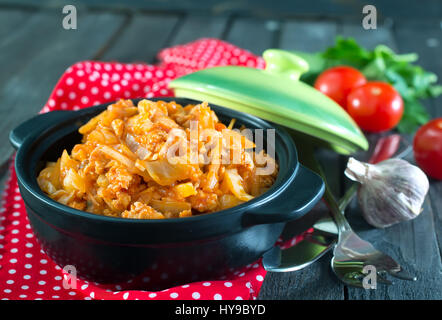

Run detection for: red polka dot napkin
[[0, 39, 303, 300]]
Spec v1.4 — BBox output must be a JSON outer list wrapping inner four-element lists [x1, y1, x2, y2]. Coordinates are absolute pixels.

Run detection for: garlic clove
[[345, 157, 429, 228]]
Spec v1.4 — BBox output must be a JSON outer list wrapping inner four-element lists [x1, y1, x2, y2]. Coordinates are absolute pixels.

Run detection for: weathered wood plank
[[260, 251, 345, 300], [280, 20, 337, 53], [0, 11, 64, 92], [2, 0, 442, 21], [0, 11, 125, 171], [394, 20, 442, 79], [394, 20, 442, 118], [168, 14, 229, 46], [224, 18, 279, 55], [259, 19, 343, 300], [432, 97, 442, 118], [340, 23, 395, 50], [0, 8, 33, 42], [100, 13, 180, 63], [0, 10, 66, 172]]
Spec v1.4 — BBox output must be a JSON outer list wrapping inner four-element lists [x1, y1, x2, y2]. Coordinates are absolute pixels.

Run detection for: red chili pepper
[[368, 134, 401, 164]]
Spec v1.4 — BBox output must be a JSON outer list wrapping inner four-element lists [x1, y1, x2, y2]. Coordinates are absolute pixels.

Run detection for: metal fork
[[330, 197, 417, 287]]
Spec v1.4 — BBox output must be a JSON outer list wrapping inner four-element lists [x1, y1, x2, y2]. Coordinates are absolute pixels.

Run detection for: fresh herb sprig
[[294, 37, 442, 133]]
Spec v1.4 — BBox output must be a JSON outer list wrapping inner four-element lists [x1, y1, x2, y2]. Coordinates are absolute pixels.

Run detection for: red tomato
[[314, 66, 367, 108], [346, 82, 404, 132], [413, 118, 442, 180]]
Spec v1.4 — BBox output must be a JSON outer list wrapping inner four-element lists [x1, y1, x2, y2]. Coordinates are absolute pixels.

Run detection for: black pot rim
[[13, 98, 298, 225]]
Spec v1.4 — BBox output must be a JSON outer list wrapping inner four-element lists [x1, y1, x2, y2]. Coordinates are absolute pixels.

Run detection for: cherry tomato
[[413, 118, 442, 180], [314, 66, 367, 108], [346, 82, 404, 132]]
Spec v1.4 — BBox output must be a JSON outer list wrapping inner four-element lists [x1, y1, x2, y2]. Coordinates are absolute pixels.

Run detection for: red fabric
[[0, 39, 302, 300]]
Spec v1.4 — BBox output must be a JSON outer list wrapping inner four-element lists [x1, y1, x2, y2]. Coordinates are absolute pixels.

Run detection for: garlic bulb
[[345, 157, 429, 228]]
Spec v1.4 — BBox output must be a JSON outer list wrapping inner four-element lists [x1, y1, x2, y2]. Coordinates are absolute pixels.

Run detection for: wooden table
[[0, 0, 440, 300]]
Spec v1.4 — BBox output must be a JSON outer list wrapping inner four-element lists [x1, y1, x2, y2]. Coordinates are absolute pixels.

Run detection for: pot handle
[[243, 165, 325, 226], [9, 110, 80, 150]]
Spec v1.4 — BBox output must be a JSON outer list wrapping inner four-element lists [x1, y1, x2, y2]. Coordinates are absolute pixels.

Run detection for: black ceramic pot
[[10, 98, 324, 290]]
